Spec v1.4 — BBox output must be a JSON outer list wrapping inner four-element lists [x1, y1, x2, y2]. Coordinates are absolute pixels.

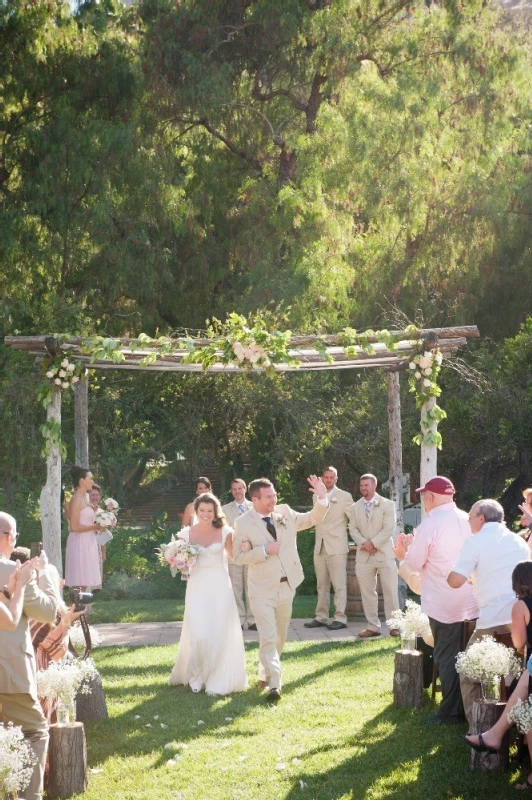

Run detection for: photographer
[[0, 511, 59, 800]]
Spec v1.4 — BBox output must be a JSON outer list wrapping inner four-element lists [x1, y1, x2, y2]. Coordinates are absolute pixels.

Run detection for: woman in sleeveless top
[[181, 477, 212, 528], [169, 492, 247, 695], [464, 561, 532, 789], [65, 466, 102, 589]]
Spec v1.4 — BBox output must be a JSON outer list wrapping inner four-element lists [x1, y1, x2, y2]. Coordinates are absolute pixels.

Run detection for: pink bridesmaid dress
[[65, 505, 102, 587]]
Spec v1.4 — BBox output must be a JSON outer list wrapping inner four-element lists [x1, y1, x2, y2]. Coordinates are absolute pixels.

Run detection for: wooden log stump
[[469, 701, 510, 772], [393, 649, 424, 708], [47, 722, 87, 798], [76, 672, 108, 722]]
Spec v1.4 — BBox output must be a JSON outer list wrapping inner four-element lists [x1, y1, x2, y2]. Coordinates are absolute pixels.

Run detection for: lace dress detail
[[169, 526, 247, 694]]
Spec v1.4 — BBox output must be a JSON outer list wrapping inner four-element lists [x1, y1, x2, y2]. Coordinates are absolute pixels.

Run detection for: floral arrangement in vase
[[508, 694, 532, 733], [0, 722, 37, 798], [455, 636, 522, 702], [37, 658, 99, 722], [69, 622, 102, 655], [386, 600, 432, 650]]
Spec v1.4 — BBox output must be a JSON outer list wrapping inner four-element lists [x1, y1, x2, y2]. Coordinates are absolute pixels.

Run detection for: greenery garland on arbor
[[38, 316, 446, 458]]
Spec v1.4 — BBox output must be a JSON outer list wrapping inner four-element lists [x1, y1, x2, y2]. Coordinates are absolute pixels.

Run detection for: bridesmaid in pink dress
[[65, 467, 102, 589]]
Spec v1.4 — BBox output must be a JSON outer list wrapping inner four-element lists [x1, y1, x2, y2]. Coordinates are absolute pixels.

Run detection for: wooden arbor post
[[419, 332, 439, 520], [39, 384, 63, 574], [74, 375, 89, 469], [387, 368, 407, 609]]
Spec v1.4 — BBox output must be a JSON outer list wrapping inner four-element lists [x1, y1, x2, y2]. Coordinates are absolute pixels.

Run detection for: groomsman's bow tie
[[262, 516, 277, 540]]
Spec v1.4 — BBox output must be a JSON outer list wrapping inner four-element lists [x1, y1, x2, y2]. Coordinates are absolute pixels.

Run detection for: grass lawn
[[90, 595, 322, 624], [79, 638, 521, 800]]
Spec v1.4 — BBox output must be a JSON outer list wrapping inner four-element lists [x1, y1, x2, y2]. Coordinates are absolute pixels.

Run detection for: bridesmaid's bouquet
[[94, 497, 119, 545], [158, 537, 202, 580]]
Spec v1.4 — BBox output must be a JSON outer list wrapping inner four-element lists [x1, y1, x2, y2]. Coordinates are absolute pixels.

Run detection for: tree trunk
[[74, 376, 89, 469], [39, 385, 63, 575], [76, 672, 108, 722], [393, 649, 424, 708], [47, 722, 87, 798], [469, 701, 509, 772]]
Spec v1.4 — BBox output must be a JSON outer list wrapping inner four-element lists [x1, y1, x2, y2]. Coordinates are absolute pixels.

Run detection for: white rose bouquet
[[158, 537, 202, 580], [386, 600, 432, 640], [455, 636, 522, 682], [94, 498, 119, 545], [0, 722, 37, 797]]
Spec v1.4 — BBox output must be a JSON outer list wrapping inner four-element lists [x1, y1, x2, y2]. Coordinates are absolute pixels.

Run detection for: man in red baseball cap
[[394, 476, 478, 724]]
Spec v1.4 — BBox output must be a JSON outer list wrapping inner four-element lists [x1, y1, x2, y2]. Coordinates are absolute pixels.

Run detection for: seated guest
[[395, 476, 478, 724], [0, 512, 59, 800], [465, 563, 532, 788], [447, 498, 531, 725], [520, 490, 532, 549]]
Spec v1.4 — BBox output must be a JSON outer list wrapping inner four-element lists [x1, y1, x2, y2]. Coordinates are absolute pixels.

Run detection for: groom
[[233, 475, 329, 703]]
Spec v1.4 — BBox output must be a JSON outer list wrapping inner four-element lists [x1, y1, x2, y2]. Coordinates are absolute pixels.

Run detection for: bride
[[169, 492, 248, 695]]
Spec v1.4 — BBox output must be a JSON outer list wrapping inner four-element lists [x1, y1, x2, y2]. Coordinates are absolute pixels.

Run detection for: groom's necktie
[[262, 516, 277, 540]]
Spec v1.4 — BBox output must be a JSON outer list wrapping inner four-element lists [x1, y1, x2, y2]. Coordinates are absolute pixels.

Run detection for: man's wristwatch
[[263, 545, 269, 558], [2, 585, 12, 600]]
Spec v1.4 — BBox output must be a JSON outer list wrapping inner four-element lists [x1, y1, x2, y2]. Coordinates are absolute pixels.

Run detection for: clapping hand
[[307, 475, 327, 499], [392, 532, 413, 561], [7, 559, 37, 595], [36, 550, 48, 572], [519, 504, 532, 527]]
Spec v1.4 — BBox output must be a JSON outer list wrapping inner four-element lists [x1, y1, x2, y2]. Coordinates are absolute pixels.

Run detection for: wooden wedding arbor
[[4, 324, 480, 574]]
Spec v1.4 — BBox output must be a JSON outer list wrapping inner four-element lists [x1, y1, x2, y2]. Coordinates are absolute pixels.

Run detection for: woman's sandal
[[464, 732, 499, 754], [515, 777, 532, 791]]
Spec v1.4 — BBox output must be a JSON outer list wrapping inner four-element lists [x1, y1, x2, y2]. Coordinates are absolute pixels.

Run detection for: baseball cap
[[415, 476, 455, 495]]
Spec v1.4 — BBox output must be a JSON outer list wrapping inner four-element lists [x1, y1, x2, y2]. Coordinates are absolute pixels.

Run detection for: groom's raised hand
[[307, 475, 327, 500]]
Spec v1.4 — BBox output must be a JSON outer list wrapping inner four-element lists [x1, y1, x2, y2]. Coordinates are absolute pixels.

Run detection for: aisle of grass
[[79, 639, 520, 800], [91, 594, 321, 624]]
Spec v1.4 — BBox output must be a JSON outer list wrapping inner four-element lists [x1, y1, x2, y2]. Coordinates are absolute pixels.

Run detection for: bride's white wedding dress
[[169, 525, 248, 695]]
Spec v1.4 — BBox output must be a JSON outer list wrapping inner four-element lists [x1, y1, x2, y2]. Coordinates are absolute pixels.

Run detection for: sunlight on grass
[[78, 640, 521, 800]]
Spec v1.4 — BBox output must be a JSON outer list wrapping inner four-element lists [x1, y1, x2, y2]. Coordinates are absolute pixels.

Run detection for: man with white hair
[[447, 498, 531, 724], [0, 511, 59, 800]]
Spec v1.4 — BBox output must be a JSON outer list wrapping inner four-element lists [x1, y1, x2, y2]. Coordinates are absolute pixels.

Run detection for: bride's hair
[[194, 492, 226, 529]]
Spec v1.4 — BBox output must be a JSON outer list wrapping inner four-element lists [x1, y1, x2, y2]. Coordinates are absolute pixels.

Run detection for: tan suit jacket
[[222, 499, 253, 528], [349, 494, 396, 564], [313, 487, 353, 556], [0, 558, 59, 698], [233, 502, 328, 598]]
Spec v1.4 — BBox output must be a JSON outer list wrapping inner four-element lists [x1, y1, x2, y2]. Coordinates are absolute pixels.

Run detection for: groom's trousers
[[250, 582, 293, 690]]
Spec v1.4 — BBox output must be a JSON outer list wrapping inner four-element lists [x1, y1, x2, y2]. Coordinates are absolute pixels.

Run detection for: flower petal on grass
[[225, 716, 233, 721], [90, 769, 103, 774], [197, 720, 205, 725], [299, 780, 308, 789], [160, 723, 167, 729], [276, 763, 287, 771]]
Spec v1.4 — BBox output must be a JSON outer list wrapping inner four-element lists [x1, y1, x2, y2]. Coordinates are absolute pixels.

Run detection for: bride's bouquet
[[0, 722, 37, 797], [94, 497, 119, 545], [158, 536, 202, 580]]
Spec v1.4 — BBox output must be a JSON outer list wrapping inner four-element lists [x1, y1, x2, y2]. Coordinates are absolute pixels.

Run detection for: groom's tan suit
[[222, 499, 255, 627], [0, 557, 59, 800], [349, 494, 399, 633], [312, 488, 353, 624], [233, 502, 328, 690]]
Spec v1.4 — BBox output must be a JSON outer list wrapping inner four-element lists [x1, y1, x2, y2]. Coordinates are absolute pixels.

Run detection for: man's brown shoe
[[389, 628, 401, 637], [357, 629, 381, 638]]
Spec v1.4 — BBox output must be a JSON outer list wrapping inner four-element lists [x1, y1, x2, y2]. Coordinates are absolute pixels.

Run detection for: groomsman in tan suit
[[0, 512, 59, 800], [304, 466, 353, 631], [349, 474, 400, 638], [233, 475, 328, 703], [222, 479, 256, 630]]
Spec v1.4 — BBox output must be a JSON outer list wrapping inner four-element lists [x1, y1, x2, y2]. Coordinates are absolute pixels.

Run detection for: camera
[[69, 588, 94, 612]]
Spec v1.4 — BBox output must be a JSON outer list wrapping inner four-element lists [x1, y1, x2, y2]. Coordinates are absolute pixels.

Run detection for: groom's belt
[[280, 576, 288, 583]]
